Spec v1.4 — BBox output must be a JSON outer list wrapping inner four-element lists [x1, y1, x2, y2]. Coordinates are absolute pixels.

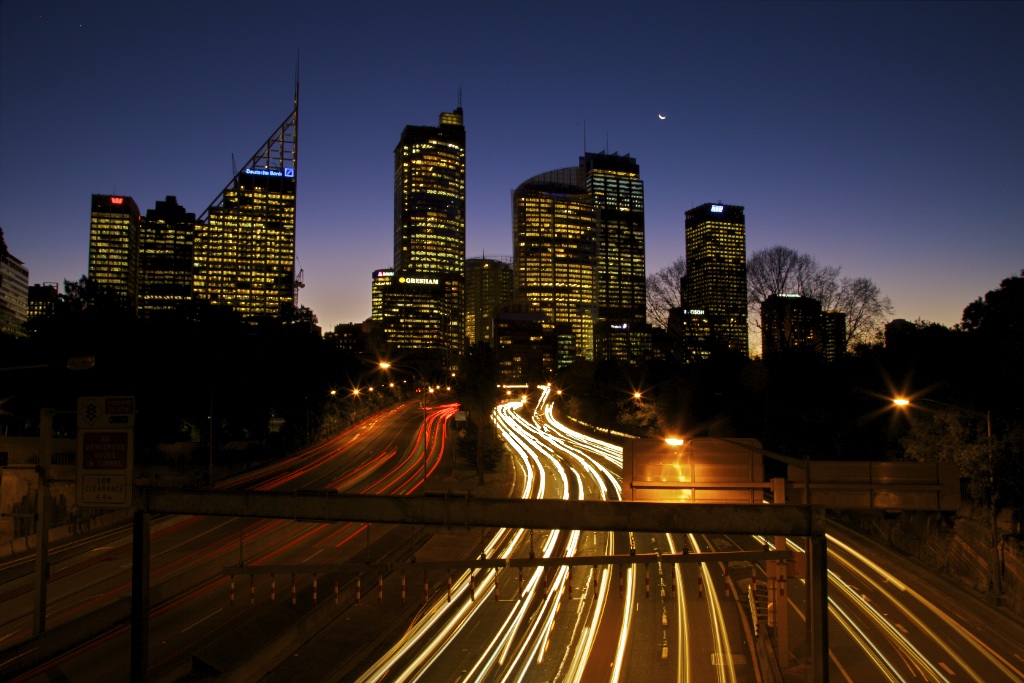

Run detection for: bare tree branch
[[646, 256, 685, 329], [747, 246, 892, 351]]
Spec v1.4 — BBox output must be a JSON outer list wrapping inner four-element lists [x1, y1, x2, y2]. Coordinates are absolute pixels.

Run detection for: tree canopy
[[747, 245, 893, 349], [646, 256, 685, 329]]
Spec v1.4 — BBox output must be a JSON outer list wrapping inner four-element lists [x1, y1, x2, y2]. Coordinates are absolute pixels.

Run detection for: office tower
[[493, 310, 556, 384], [371, 268, 446, 356], [27, 283, 59, 322], [194, 98, 298, 320], [761, 294, 823, 358], [465, 255, 512, 347], [821, 310, 847, 362], [667, 306, 713, 364], [392, 106, 466, 368], [512, 167, 598, 364], [580, 152, 648, 363], [681, 203, 748, 356], [139, 196, 195, 318], [761, 294, 847, 362], [89, 194, 141, 310], [324, 322, 370, 354], [0, 229, 29, 336]]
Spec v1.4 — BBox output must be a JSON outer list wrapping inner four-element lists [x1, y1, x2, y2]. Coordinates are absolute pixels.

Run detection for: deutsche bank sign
[[245, 167, 295, 178]]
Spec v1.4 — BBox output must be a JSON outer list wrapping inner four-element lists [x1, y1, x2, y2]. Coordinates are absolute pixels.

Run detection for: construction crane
[[293, 267, 305, 306]]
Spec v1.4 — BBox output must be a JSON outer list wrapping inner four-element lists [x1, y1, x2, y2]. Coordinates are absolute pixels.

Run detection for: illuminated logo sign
[[399, 277, 439, 285], [611, 323, 628, 330], [374, 270, 395, 278], [245, 167, 293, 178], [110, 197, 123, 205], [711, 205, 724, 213], [686, 309, 705, 315]]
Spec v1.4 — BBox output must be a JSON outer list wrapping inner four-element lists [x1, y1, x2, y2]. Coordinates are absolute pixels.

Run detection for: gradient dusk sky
[[2, 1, 1021, 333]]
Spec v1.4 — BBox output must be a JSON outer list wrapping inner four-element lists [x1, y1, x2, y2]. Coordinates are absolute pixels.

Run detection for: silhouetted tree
[[747, 246, 893, 350], [647, 256, 686, 329]]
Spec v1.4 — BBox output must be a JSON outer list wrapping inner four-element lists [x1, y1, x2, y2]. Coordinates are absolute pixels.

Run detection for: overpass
[[127, 488, 831, 682]]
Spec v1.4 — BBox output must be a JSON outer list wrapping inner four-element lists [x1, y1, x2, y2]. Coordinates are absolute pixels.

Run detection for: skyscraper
[[194, 97, 298, 320], [0, 229, 29, 336], [88, 194, 141, 309], [27, 283, 59, 323], [581, 152, 645, 320], [512, 167, 598, 364], [761, 294, 823, 358], [139, 196, 195, 318], [371, 267, 446, 356], [580, 152, 648, 362], [391, 106, 466, 369], [681, 203, 748, 356], [465, 255, 512, 348]]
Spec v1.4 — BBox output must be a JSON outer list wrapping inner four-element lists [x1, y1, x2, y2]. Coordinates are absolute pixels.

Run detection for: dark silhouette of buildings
[[761, 294, 846, 361], [465, 255, 512, 348], [26, 282, 59, 322], [139, 196, 195, 318]]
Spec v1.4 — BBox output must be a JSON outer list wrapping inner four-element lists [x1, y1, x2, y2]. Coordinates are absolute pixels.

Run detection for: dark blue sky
[[2, 1, 1022, 332]]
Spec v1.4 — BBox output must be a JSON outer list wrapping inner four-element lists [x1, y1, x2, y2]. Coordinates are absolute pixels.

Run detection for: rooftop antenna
[[231, 153, 237, 177], [458, 85, 462, 110], [583, 120, 587, 155], [294, 49, 300, 108]]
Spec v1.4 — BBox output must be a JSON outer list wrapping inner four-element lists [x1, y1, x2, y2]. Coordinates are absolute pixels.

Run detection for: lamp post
[[380, 362, 429, 488], [893, 396, 1001, 603]]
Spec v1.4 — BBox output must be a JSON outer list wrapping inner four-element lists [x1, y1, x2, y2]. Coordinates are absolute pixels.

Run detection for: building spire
[[294, 50, 300, 109]]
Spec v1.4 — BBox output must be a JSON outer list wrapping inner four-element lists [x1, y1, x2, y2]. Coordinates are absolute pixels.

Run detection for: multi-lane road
[[2, 388, 1023, 682]]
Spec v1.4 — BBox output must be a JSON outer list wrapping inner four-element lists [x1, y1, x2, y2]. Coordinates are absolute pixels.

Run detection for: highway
[[3, 388, 1024, 682], [1, 399, 460, 681]]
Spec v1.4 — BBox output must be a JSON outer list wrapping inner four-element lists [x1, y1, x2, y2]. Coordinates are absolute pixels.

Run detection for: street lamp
[[380, 362, 429, 488], [893, 396, 1001, 602]]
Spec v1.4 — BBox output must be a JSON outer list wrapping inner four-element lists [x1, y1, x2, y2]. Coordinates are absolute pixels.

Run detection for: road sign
[[623, 437, 765, 503], [78, 396, 135, 428], [77, 428, 134, 508]]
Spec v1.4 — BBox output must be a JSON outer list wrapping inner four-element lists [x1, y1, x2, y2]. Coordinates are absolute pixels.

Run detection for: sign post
[[77, 396, 135, 509]]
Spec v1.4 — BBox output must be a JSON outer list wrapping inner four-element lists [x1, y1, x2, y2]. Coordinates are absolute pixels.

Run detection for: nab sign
[[77, 396, 135, 508]]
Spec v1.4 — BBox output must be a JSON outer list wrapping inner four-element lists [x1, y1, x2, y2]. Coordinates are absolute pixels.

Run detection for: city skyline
[[2, 2, 1022, 333]]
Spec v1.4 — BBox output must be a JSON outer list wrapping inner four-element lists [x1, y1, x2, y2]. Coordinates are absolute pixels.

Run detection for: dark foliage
[[2, 284, 373, 471]]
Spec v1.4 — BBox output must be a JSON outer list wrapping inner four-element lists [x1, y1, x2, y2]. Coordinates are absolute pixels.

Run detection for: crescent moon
[[658, 113, 667, 120]]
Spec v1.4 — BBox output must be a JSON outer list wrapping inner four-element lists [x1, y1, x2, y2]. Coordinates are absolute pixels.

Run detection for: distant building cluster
[[7, 96, 300, 334], [2, 94, 849, 374], [84, 100, 299, 323]]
